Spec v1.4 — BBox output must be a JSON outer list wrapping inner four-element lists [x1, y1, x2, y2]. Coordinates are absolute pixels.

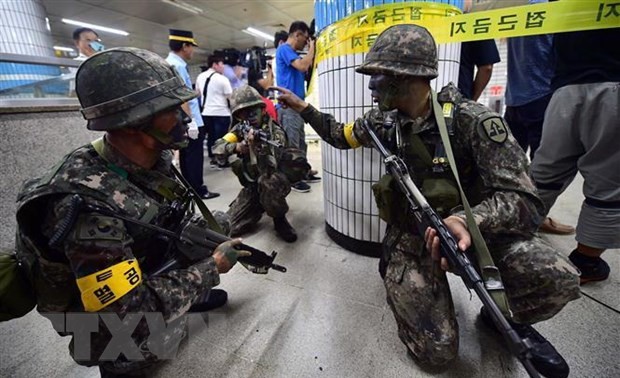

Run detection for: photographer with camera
[[276, 21, 320, 193]]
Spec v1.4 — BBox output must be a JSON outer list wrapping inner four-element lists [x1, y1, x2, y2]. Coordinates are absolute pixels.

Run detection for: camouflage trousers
[[227, 171, 291, 235], [382, 229, 580, 366]]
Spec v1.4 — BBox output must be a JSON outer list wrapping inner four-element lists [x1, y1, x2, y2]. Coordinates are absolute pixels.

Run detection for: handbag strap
[[200, 71, 217, 113]]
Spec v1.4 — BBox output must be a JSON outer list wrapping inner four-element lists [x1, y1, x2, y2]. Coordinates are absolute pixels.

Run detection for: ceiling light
[[243, 27, 274, 42], [53, 46, 75, 52], [61, 18, 129, 36], [161, 0, 204, 15]]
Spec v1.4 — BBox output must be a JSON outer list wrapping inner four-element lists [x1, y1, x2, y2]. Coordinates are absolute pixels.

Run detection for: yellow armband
[[222, 133, 238, 143], [76, 259, 142, 312], [344, 123, 361, 148]]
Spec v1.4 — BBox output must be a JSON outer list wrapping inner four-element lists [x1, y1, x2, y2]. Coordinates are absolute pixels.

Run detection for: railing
[[0, 53, 81, 113]]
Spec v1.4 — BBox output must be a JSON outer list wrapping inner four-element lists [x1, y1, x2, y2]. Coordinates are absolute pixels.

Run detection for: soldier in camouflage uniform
[[214, 85, 300, 243], [276, 25, 580, 377], [14, 48, 250, 376]]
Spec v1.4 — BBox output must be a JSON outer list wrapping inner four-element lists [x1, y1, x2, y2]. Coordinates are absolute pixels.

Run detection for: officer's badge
[[481, 117, 508, 144]]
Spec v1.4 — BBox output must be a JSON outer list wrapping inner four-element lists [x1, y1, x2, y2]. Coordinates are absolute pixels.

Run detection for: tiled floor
[[1, 142, 618, 378]]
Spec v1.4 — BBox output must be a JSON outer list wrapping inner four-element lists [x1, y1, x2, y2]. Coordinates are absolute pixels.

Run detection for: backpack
[[0, 249, 36, 321]]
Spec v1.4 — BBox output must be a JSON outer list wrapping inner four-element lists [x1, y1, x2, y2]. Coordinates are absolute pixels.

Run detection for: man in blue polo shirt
[[276, 21, 319, 193], [166, 29, 219, 199]]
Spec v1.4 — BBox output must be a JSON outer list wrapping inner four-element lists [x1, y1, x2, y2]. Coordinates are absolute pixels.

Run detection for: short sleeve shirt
[[276, 44, 306, 99], [458, 40, 500, 99]]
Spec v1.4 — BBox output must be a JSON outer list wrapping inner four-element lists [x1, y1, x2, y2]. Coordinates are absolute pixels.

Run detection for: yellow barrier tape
[[315, 0, 620, 65], [76, 259, 142, 312]]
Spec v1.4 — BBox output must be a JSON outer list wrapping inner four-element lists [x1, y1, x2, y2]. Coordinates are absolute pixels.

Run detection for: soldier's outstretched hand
[[425, 216, 471, 271], [270, 86, 308, 113], [213, 238, 252, 274]]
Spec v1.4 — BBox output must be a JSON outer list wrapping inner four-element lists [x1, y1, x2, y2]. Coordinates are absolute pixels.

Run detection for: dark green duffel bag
[[0, 250, 36, 321]]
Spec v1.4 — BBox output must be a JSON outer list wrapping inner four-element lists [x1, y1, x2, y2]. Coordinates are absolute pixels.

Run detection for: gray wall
[[0, 111, 98, 249]]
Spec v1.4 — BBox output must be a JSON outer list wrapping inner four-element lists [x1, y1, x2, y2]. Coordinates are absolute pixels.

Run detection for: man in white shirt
[[197, 55, 233, 168]]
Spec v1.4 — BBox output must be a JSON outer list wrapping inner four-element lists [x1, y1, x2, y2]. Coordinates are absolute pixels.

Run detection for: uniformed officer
[[214, 85, 302, 243], [15, 47, 249, 376], [275, 24, 580, 377]]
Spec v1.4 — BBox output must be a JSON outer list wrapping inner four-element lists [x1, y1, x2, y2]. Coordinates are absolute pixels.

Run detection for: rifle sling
[[430, 91, 511, 316], [171, 165, 224, 234], [91, 137, 223, 234]]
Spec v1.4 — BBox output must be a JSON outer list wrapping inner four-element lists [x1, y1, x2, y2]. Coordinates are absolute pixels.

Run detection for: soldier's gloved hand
[[235, 141, 249, 155], [270, 86, 308, 113], [425, 216, 471, 271], [187, 120, 199, 140], [212, 238, 252, 274]]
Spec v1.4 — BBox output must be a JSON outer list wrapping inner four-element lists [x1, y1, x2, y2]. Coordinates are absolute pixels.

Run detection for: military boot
[[273, 216, 297, 243], [480, 307, 569, 378], [188, 289, 228, 312]]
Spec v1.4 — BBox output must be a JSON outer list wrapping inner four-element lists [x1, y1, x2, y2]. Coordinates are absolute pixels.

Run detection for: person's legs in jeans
[[202, 116, 214, 160], [212, 116, 231, 166], [279, 107, 313, 191]]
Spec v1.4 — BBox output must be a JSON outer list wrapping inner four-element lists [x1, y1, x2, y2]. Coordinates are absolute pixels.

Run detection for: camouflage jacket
[[300, 83, 545, 238], [15, 137, 219, 367], [213, 117, 287, 175]]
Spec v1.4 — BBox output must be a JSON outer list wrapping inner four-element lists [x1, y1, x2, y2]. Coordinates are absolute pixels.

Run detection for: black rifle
[[361, 120, 540, 378], [50, 195, 287, 276], [239, 120, 283, 149]]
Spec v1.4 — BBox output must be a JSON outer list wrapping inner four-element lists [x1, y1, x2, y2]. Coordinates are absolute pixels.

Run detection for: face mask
[[89, 40, 105, 52]]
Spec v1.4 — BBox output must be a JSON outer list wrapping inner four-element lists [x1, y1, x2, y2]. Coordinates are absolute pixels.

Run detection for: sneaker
[[568, 250, 610, 284], [273, 216, 297, 242], [291, 181, 311, 193], [305, 174, 321, 183], [479, 307, 569, 378], [188, 289, 228, 312]]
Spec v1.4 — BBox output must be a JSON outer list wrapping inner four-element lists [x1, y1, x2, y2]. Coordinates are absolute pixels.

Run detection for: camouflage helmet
[[356, 24, 438, 79], [230, 85, 265, 117], [76, 47, 198, 131]]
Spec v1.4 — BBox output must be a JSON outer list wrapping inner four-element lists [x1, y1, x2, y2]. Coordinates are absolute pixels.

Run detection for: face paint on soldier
[[143, 107, 189, 150], [235, 106, 264, 127], [369, 74, 403, 112]]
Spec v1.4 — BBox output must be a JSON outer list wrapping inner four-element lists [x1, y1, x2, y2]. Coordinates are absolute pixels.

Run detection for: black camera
[[240, 46, 268, 73], [309, 18, 316, 41]]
